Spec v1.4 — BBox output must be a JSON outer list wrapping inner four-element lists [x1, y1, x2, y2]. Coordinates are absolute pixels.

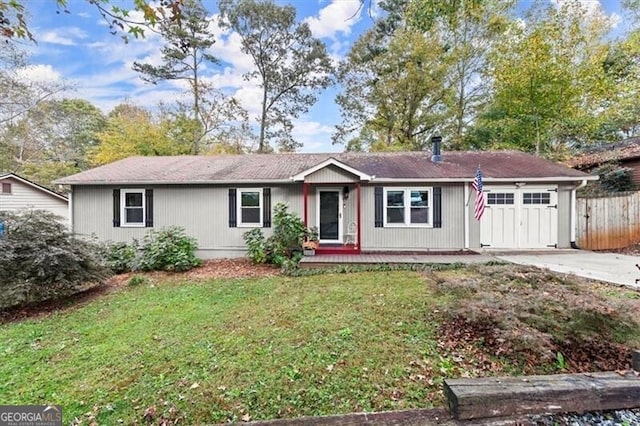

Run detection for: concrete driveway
[[495, 250, 640, 288]]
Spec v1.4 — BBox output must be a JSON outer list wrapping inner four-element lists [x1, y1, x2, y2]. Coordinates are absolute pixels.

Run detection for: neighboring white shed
[[0, 173, 69, 222]]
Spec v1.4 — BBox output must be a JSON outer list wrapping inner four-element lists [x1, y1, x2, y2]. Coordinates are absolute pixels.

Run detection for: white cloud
[[552, 0, 621, 28], [39, 27, 87, 46], [304, 0, 362, 39], [16, 64, 63, 83], [608, 12, 622, 29], [293, 119, 338, 153]]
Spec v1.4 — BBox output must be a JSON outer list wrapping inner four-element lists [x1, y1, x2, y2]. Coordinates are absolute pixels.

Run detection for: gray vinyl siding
[[306, 166, 358, 183], [72, 179, 577, 257], [361, 183, 465, 250], [72, 184, 302, 259], [468, 185, 480, 248], [0, 177, 68, 221], [557, 184, 572, 248]]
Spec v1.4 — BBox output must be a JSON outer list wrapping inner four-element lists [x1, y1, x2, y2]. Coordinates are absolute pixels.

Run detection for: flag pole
[[466, 164, 481, 206]]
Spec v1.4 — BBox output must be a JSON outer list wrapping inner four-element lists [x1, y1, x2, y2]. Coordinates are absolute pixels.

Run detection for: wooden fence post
[[633, 349, 640, 372]]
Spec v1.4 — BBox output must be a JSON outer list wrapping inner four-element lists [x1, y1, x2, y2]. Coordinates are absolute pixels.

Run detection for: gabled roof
[[54, 150, 595, 185], [1, 173, 68, 202], [568, 138, 640, 168], [291, 157, 373, 182]]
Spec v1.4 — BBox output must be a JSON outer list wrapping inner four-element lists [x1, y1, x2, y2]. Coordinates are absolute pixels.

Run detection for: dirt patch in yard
[[428, 264, 640, 375]]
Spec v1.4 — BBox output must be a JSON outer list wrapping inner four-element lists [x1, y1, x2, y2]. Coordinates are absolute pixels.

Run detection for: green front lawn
[[1, 266, 639, 424]]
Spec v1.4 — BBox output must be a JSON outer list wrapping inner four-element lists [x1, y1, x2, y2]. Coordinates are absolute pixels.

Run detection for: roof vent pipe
[[431, 136, 442, 163]]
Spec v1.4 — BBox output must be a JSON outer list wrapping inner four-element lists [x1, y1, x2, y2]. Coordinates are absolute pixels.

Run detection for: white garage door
[[480, 186, 558, 249]]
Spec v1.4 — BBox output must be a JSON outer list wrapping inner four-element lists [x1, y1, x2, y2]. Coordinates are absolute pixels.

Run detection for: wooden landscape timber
[[444, 371, 640, 421]]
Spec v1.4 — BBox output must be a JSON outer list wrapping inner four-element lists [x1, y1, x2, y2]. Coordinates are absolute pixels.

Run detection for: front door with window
[[317, 189, 343, 243]]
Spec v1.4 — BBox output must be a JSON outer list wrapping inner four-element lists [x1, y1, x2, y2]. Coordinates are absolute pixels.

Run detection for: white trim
[[120, 188, 146, 228], [464, 183, 469, 249], [382, 187, 434, 228], [570, 179, 587, 246], [68, 188, 73, 231], [56, 176, 598, 186], [291, 158, 373, 182], [237, 188, 263, 228], [316, 188, 343, 243], [374, 176, 599, 183], [0, 173, 68, 201]]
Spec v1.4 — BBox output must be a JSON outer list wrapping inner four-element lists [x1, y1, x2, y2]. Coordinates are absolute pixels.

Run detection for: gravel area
[[530, 409, 640, 425]]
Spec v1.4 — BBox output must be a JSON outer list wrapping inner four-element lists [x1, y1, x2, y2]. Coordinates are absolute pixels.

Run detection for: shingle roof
[[55, 151, 592, 185], [1, 172, 68, 200], [567, 138, 640, 168]]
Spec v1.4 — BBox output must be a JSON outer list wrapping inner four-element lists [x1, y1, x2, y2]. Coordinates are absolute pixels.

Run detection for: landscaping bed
[[0, 263, 638, 424]]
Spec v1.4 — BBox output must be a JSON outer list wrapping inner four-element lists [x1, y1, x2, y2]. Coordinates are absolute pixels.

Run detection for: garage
[[480, 185, 558, 249]]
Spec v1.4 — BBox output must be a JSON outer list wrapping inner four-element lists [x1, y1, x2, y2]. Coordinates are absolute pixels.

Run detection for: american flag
[[471, 167, 485, 221]]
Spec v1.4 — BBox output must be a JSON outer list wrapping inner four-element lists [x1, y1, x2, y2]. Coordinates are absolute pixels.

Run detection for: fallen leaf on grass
[[144, 405, 156, 420], [190, 382, 199, 389]]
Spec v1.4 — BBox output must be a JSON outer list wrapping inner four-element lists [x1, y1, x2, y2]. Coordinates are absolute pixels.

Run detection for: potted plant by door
[[302, 226, 319, 256]]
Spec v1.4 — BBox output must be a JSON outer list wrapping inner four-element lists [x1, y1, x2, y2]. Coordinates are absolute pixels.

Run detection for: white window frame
[[383, 187, 433, 228], [237, 188, 263, 228], [121, 189, 146, 228]]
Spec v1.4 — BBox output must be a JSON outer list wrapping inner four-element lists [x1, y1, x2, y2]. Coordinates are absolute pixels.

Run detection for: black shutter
[[145, 189, 154, 227], [229, 189, 237, 227], [374, 186, 383, 228], [263, 188, 271, 228], [433, 187, 442, 228], [113, 189, 121, 227]]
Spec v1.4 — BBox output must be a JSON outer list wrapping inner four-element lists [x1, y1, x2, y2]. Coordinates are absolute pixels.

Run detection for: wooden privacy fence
[[577, 191, 640, 250]]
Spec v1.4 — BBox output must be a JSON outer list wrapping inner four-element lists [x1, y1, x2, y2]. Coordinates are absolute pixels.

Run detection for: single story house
[[568, 138, 640, 184], [55, 140, 597, 258], [0, 172, 69, 223]]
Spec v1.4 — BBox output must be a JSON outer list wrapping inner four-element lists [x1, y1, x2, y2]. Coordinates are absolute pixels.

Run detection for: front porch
[[295, 158, 370, 255], [299, 252, 494, 268]]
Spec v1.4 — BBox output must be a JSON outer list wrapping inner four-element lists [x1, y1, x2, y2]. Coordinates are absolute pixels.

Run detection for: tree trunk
[[192, 47, 200, 155], [259, 86, 268, 153]]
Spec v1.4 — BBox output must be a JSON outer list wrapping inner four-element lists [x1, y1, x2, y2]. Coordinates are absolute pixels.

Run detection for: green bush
[[101, 227, 201, 274], [102, 241, 139, 274], [243, 228, 268, 264], [243, 203, 307, 270], [0, 210, 111, 309], [597, 162, 636, 192], [138, 226, 201, 272]]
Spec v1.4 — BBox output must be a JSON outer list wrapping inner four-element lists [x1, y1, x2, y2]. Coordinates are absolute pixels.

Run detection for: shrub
[[0, 210, 111, 309], [138, 226, 201, 272], [597, 162, 636, 192], [102, 241, 138, 274], [243, 228, 268, 264], [243, 203, 307, 270]]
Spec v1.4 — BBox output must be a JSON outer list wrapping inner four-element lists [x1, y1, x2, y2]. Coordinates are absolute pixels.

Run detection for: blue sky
[[17, 0, 628, 153]]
